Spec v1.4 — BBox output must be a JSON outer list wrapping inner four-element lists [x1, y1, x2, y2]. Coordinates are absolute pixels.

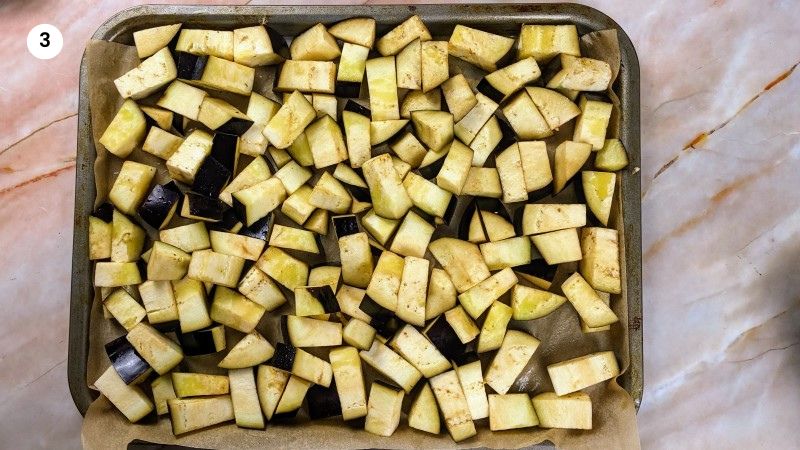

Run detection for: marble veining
[[1, 0, 798, 449]]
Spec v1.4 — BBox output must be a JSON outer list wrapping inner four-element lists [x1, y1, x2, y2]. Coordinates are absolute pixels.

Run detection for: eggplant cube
[[109, 161, 157, 216], [126, 322, 184, 375], [484, 330, 540, 394], [255, 246, 309, 289], [329, 346, 368, 420], [114, 47, 177, 100], [99, 100, 147, 158], [94, 365, 154, 423], [211, 286, 266, 333], [547, 351, 619, 396], [365, 382, 404, 437], [147, 241, 191, 281], [429, 369, 476, 442], [233, 26, 285, 67]]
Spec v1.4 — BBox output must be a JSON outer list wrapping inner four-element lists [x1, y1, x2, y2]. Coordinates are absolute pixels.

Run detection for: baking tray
[[69, 2, 642, 418]]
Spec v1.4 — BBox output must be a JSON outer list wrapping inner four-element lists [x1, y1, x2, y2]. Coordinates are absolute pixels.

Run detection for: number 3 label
[[28, 24, 62, 59]]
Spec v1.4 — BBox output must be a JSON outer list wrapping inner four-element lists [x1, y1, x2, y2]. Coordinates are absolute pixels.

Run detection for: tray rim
[[69, 2, 642, 417]]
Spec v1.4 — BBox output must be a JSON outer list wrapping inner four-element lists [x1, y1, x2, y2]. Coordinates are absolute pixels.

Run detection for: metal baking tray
[[70, 3, 642, 417]]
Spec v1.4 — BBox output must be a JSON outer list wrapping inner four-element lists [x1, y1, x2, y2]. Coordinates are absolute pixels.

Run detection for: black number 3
[[40, 32, 50, 48]]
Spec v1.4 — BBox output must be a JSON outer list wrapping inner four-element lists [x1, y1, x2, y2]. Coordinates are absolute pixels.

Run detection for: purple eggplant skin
[[335, 81, 363, 99], [476, 78, 505, 104], [209, 208, 243, 233], [450, 351, 480, 368], [138, 184, 181, 230], [210, 133, 239, 174], [358, 296, 403, 338], [496, 116, 517, 152], [271, 343, 296, 372], [425, 315, 467, 361], [216, 117, 254, 137], [185, 192, 229, 222], [333, 214, 360, 238], [307, 382, 342, 420], [93, 202, 115, 223], [514, 258, 558, 283], [265, 26, 290, 59], [238, 214, 273, 240], [192, 157, 231, 198], [343, 99, 371, 117], [177, 325, 224, 356], [417, 152, 447, 180], [174, 51, 208, 80], [306, 285, 340, 313], [171, 114, 186, 136], [105, 335, 152, 385]]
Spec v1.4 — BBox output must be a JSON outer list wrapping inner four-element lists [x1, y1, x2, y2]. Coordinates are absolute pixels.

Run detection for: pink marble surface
[[1, 0, 799, 448]]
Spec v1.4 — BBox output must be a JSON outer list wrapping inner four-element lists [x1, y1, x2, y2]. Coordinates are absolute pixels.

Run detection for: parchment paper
[[81, 29, 639, 450]]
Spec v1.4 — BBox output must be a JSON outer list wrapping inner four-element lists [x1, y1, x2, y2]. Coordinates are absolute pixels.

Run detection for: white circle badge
[[27, 24, 63, 60]]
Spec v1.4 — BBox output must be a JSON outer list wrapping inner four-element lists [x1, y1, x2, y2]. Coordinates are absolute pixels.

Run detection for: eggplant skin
[[174, 51, 208, 80], [93, 202, 115, 223], [210, 132, 238, 173], [186, 192, 229, 221], [307, 383, 343, 419], [271, 343, 296, 372], [343, 99, 371, 117], [192, 157, 231, 197], [217, 117, 254, 137], [177, 326, 223, 356], [238, 214, 272, 240], [425, 316, 467, 360], [476, 78, 505, 104], [496, 117, 517, 152], [333, 214, 360, 238], [138, 184, 181, 230], [335, 82, 362, 99], [417, 155, 446, 180], [105, 335, 152, 384], [514, 258, 558, 281], [307, 285, 340, 313]]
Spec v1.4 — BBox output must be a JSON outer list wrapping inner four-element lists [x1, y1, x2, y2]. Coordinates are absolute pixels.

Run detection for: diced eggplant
[[312, 93, 338, 120], [502, 90, 552, 140], [409, 382, 440, 434], [231, 177, 286, 226], [335, 81, 363, 98], [488, 393, 539, 431], [396, 38, 421, 90], [389, 210, 434, 258], [337, 43, 369, 90], [526, 87, 580, 131], [168, 395, 234, 435], [475, 299, 513, 353], [341, 110, 372, 167], [94, 262, 142, 287], [197, 97, 253, 135], [448, 25, 514, 71], [160, 221, 210, 253], [302, 116, 348, 170], [210, 286, 266, 333], [480, 212, 515, 243], [276, 60, 336, 94], [429, 369, 476, 442], [520, 203, 586, 235], [423, 268, 455, 321], [110, 210, 146, 263], [141, 106, 174, 132], [281, 185, 316, 225], [359, 209, 397, 246], [389, 324, 450, 378], [583, 171, 616, 226], [365, 250, 405, 311], [94, 365, 154, 423], [337, 232, 373, 291], [330, 214, 358, 240], [480, 236, 532, 271], [435, 140, 472, 195], [177, 325, 226, 356], [457, 267, 517, 319], [518, 141, 553, 195], [151, 374, 177, 415], [114, 47, 177, 100], [518, 24, 580, 62], [468, 116, 502, 167], [361, 153, 413, 219], [256, 246, 309, 289], [595, 138, 629, 171], [360, 340, 422, 393], [126, 322, 183, 375], [175, 29, 234, 59], [135, 281, 176, 327], [580, 227, 621, 294], [233, 25, 286, 67], [572, 95, 613, 150], [561, 272, 618, 328], [370, 119, 408, 145], [218, 156, 271, 205], [157, 80, 208, 121], [146, 241, 190, 283], [268, 224, 319, 254], [89, 216, 112, 260], [228, 367, 264, 429], [479, 57, 541, 103], [271, 343, 333, 387], [264, 91, 317, 149], [548, 57, 612, 92], [343, 318, 376, 350], [295, 285, 340, 316], [420, 41, 449, 92], [172, 372, 230, 397], [365, 382, 404, 436], [308, 172, 350, 214], [134, 23, 181, 58], [547, 351, 619, 396], [429, 238, 490, 293], [93, 203, 114, 222], [511, 284, 566, 321], [256, 365, 290, 421], [454, 93, 498, 146], [390, 131, 427, 167], [532, 391, 592, 429], [441, 74, 477, 123], [452, 359, 488, 421], [390, 255, 428, 325], [290, 23, 340, 61], [188, 249, 245, 287], [285, 315, 342, 347], [484, 330, 540, 394], [333, 285, 368, 322], [402, 89, 441, 119], [328, 346, 367, 420], [166, 129, 214, 184], [171, 277, 212, 333], [309, 265, 342, 293], [329, 17, 376, 48], [422, 314, 466, 361], [208, 231, 265, 263], [444, 305, 480, 344], [238, 265, 286, 312], [358, 294, 402, 338], [495, 143, 528, 203], [403, 173, 453, 220], [104, 334, 152, 385], [137, 183, 181, 230], [553, 139, 592, 193], [376, 15, 431, 56], [531, 228, 582, 265], [109, 161, 156, 216], [366, 56, 400, 120], [103, 288, 146, 331], [514, 258, 558, 290]]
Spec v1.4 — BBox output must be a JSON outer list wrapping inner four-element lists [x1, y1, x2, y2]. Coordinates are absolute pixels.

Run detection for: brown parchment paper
[[81, 28, 639, 450]]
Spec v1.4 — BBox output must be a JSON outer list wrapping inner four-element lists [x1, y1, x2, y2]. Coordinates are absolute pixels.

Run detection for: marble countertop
[[1, 0, 798, 448]]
